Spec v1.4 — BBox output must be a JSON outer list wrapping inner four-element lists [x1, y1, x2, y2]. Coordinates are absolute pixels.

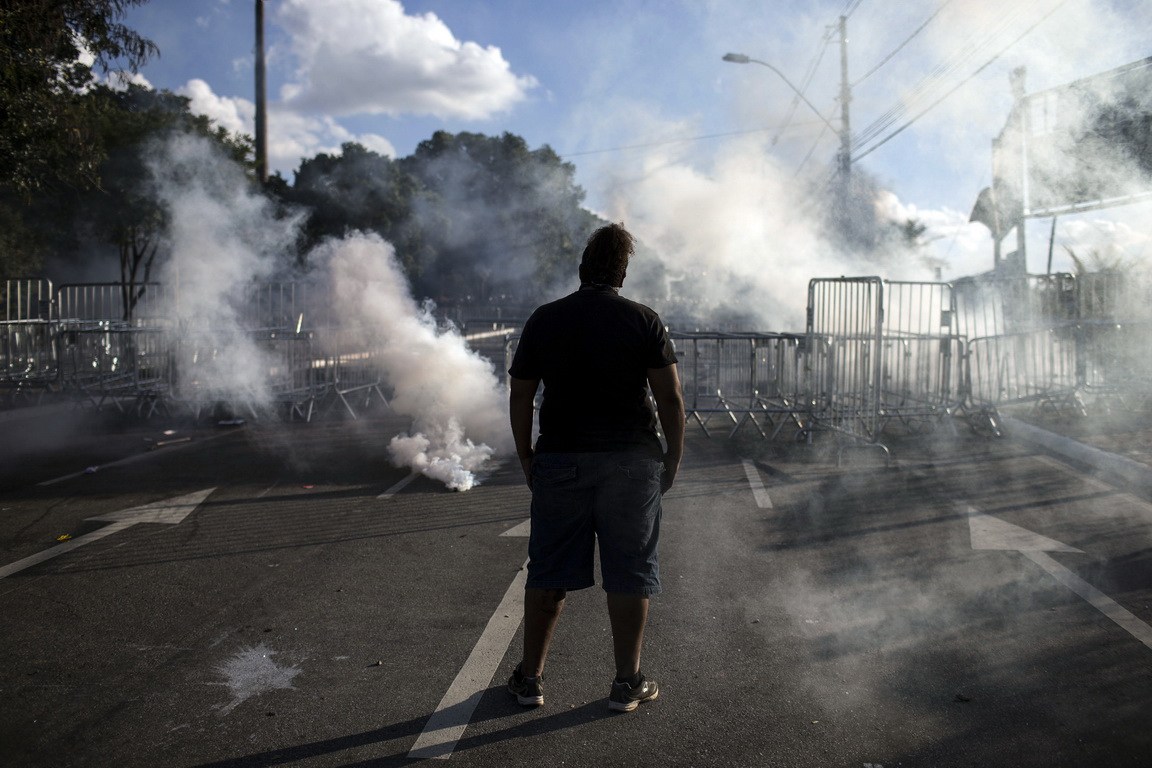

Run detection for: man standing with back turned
[[506, 222, 686, 713]]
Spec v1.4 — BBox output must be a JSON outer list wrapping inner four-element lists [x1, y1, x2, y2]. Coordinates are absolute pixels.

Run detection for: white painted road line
[[378, 471, 420, 499], [742, 460, 774, 509], [408, 559, 529, 760], [0, 520, 136, 580]]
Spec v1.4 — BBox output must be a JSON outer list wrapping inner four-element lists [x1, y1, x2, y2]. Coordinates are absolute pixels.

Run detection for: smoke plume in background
[[559, 0, 1152, 330], [141, 0, 1152, 331], [316, 232, 510, 491], [600, 137, 934, 331], [153, 135, 296, 408], [150, 135, 509, 490]]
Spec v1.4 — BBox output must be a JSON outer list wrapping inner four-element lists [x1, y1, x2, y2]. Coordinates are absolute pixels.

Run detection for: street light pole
[[254, 0, 268, 184], [722, 52, 840, 137], [723, 21, 853, 182], [838, 15, 851, 181]]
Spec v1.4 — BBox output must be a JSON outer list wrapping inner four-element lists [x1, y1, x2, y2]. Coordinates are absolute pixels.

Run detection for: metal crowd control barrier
[[964, 328, 1081, 414], [952, 273, 1076, 339], [877, 281, 963, 432], [56, 326, 172, 416], [1071, 272, 1152, 409], [3, 278, 54, 321], [952, 273, 1081, 417], [167, 329, 324, 421], [670, 332, 808, 439], [806, 277, 885, 447], [1078, 320, 1152, 409], [309, 326, 389, 420], [1, 320, 58, 403], [56, 282, 172, 328], [8, 274, 1151, 437], [243, 281, 330, 333]]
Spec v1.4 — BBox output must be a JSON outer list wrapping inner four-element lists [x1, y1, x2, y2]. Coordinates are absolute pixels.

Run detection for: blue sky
[[116, 0, 1152, 318]]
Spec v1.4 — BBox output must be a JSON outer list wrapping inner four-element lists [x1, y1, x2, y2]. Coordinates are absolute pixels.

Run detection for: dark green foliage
[[0, 0, 605, 303], [278, 131, 602, 306], [1, 0, 159, 279], [0, 0, 158, 195]]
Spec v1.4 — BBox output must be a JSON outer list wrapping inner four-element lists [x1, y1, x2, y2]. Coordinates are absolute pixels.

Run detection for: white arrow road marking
[[0, 488, 215, 580], [378, 471, 419, 499], [499, 519, 530, 537], [409, 559, 528, 760], [1020, 550, 1152, 651], [742, 460, 774, 509], [967, 510, 1081, 553], [965, 505, 1152, 651]]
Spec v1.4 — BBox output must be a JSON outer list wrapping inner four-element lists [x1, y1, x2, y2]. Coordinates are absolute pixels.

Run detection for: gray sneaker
[[608, 672, 659, 712], [508, 664, 544, 706]]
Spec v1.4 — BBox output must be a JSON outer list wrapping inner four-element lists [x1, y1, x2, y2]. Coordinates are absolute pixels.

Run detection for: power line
[[852, 0, 954, 87], [852, 5, 1028, 148], [770, 25, 837, 146], [842, 0, 866, 18], [558, 122, 826, 160], [851, 0, 1041, 152], [853, 0, 1071, 163]]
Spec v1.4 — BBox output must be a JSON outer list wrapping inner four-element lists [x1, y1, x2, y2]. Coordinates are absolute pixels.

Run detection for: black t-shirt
[[508, 285, 677, 456]]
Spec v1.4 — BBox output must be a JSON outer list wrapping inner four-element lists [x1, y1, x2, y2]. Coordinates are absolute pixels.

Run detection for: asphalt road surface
[[1, 408, 1150, 767]]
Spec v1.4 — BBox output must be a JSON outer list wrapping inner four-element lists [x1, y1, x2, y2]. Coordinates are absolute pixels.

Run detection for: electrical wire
[[853, 0, 1071, 163], [558, 122, 825, 159], [769, 25, 837, 146], [851, 0, 1047, 152], [852, 0, 954, 87], [842, 0, 866, 19], [851, 6, 1029, 149]]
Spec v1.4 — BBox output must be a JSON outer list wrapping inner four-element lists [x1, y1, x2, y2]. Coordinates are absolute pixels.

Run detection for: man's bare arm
[[647, 363, 686, 493], [509, 376, 540, 488]]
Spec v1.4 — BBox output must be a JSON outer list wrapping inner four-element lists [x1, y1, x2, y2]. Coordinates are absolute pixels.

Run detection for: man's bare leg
[[607, 592, 649, 680], [520, 588, 566, 677]]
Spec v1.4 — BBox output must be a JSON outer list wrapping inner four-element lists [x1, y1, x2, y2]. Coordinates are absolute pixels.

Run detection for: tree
[[0, 0, 157, 279], [402, 131, 598, 304], [15, 84, 254, 315], [0, 0, 157, 194], [283, 142, 426, 273], [279, 132, 599, 307]]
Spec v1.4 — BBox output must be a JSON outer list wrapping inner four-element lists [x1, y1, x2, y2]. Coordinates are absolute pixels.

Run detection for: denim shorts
[[526, 451, 663, 595]]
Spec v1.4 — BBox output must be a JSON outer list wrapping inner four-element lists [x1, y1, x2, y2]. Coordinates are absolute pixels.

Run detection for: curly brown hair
[[578, 222, 634, 287]]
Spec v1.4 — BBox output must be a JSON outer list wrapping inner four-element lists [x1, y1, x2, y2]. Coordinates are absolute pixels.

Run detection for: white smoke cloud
[[601, 137, 834, 330], [274, 0, 538, 120], [151, 134, 300, 408], [570, 0, 1152, 329], [145, 134, 509, 490], [315, 232, 511, 491]]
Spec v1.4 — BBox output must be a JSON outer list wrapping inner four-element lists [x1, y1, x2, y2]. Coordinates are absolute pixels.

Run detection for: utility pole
[[838, 15, 852, 182], [254, 0, 268, 183], [1009, 66, 1028, 273]]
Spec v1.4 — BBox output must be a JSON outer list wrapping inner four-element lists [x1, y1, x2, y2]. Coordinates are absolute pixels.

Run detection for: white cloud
[[176, 79, 396, 177], [179, 78, 252, 137], [273, 0, 537, 119]]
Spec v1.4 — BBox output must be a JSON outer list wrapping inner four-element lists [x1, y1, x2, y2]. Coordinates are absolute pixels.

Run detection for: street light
[[723, 45, 852, 180], [722, 53, 839, 136]]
